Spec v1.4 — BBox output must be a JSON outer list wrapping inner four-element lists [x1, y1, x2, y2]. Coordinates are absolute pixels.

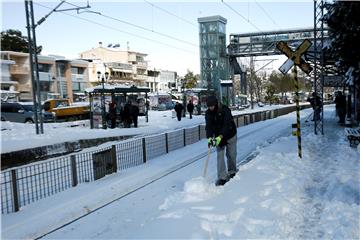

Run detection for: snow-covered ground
[[1, 105, 359, 239]]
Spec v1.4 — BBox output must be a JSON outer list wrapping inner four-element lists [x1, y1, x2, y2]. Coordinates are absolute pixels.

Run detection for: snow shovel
[[203, 147, 212, 178]]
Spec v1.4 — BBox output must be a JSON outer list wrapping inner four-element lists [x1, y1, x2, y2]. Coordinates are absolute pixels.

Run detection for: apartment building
[[0, 51, 89, 102], [146, 69, 177, 93], [79, 42, 148, 86], [158, 70, 177, 92]]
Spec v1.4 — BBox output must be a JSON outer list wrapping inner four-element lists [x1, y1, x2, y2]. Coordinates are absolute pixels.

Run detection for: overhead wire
[[221, 0, 263, 33], [33, 2, 197, 54], [143, 0, 197, 28], [64, 1, 198, 47], [253, 0, 282, 30]]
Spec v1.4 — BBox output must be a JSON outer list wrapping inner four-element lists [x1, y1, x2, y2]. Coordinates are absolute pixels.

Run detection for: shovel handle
[[203, 148, 211, 178]]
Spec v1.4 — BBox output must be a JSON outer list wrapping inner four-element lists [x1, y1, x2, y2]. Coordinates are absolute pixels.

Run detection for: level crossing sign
[[276, 39, 313, 159], [276, 39, 312, 75]]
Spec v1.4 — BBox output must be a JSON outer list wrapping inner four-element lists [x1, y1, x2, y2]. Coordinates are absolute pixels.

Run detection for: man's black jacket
[[205, 104, 237, 141], [174, 103, 184, 114]]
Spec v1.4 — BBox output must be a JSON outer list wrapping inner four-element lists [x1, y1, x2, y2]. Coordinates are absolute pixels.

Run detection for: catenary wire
[[254, 0, 282, 30], [33, 2, 198, 54], [63, 0, 198, 47], [143, 0, 197, 28], [221, 0, 263, 33]]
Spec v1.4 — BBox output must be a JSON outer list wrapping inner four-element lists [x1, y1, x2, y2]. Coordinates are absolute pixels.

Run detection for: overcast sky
[[2, 0, 314, 75]]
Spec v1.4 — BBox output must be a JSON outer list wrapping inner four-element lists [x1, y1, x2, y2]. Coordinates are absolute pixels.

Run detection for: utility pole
[[249, 36, 255, 109], [25, 0, 40, 134], [249, 56, 255, 109], [24, 0, 90, 134]]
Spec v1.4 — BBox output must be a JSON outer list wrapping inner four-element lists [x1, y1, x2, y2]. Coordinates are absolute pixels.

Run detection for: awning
[[0, 80, 18, 85], [112, 68, 132, 73]]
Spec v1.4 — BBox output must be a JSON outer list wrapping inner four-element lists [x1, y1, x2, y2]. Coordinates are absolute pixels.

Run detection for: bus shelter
[[184, 88, 215, 114], [86, 84, 150, 129]]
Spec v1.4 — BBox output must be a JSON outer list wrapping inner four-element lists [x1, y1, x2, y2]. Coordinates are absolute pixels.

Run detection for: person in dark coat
[[187, 100, 194, 119], [130, 102, 140, 128], [174, 102, 184, 121], [196, 103, 201, 115], [334, 91, 346, 124], [108, 101, 117, 128], [123, 101, 132, 128], [205, 95, 237, 186], [307, 92, 322, 121]]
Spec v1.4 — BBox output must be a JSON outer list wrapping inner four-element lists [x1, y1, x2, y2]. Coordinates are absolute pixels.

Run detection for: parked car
[[21, 102, 55, 122], [257, 102, 265, 107], [1, 102, 54, 123]]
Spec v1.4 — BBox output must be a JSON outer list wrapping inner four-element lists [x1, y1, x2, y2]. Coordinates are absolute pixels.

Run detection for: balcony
[[71, 74, 85, 81], [134, 74, 148, 81], [136, 62, 148, 69], [10, 65, 29, 75], [108, 62, 133, 73], [39, 72, 52, 81]]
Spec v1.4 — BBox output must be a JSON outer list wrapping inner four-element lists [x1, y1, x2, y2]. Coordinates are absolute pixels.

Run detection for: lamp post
[[97, 71, 109, 129], [181, 80, 186, 117]]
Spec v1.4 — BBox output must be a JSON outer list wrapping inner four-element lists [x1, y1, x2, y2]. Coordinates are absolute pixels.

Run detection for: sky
[[1, 105, 359, 239], [1, 0, 315, 75]]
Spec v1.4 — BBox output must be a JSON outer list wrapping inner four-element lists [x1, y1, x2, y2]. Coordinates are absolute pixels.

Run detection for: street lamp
[[181, 80, 186, 117], [97, 71, 110, 129]]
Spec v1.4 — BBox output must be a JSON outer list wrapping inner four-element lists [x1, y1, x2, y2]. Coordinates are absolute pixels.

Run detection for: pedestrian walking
[[307, 92, 322, 121], [334, 91, 346, 125], [187, 100, 194, 119], [123, 101, 132, 128], [108, 101, 117, 129], [130, 102, 140, 128], [174, 102, 184, 121], [196, 103, 201, 115], [205, 95, 238, 186]]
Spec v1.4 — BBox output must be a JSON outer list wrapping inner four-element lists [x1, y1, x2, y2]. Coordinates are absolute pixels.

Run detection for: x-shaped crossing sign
[[276, 39, 313, 75]]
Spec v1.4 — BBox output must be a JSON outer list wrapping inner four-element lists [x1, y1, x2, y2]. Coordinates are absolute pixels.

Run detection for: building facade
[[159, 70, 177, 92], [79, 42, 148, 87], [0, 51, 89, 102], [146, 69, 177, 93]]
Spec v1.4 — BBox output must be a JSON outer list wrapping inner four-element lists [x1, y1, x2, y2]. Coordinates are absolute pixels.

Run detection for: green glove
[[208, 137, 214, 147], [215, 136, 222, 146]]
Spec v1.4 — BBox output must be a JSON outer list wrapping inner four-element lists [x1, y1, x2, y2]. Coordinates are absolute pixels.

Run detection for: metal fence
[[1, 105, 308, 214]]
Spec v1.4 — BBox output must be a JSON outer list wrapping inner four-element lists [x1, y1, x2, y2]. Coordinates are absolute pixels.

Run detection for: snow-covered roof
[[0, 89, 19, 94], [85, 84, 150, 93]]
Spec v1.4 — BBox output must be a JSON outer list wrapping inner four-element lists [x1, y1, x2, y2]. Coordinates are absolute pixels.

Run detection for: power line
[[34, 2, 197, 54], [64, 1, 198, 47], [254, 0, 282, 30], [143, 0, 197, 28], [221, 0, 263, 33]]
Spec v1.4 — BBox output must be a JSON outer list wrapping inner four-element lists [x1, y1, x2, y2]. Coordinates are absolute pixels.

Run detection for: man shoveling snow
[[205, 95, 238, 186]]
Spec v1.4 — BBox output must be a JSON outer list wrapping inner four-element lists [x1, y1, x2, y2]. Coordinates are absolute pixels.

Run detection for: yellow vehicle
[[43, 99, 90, 121]]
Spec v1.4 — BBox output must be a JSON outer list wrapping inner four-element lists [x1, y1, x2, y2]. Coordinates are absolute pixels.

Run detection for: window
[[72, 82, 86, 92], [1, 104, 12, 112], [38, 63, 52, 72], [56, 63, 66, 77], [71, 67, 85, 75], [40, 81, 51, 92], [1, 103, 21, 113]]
